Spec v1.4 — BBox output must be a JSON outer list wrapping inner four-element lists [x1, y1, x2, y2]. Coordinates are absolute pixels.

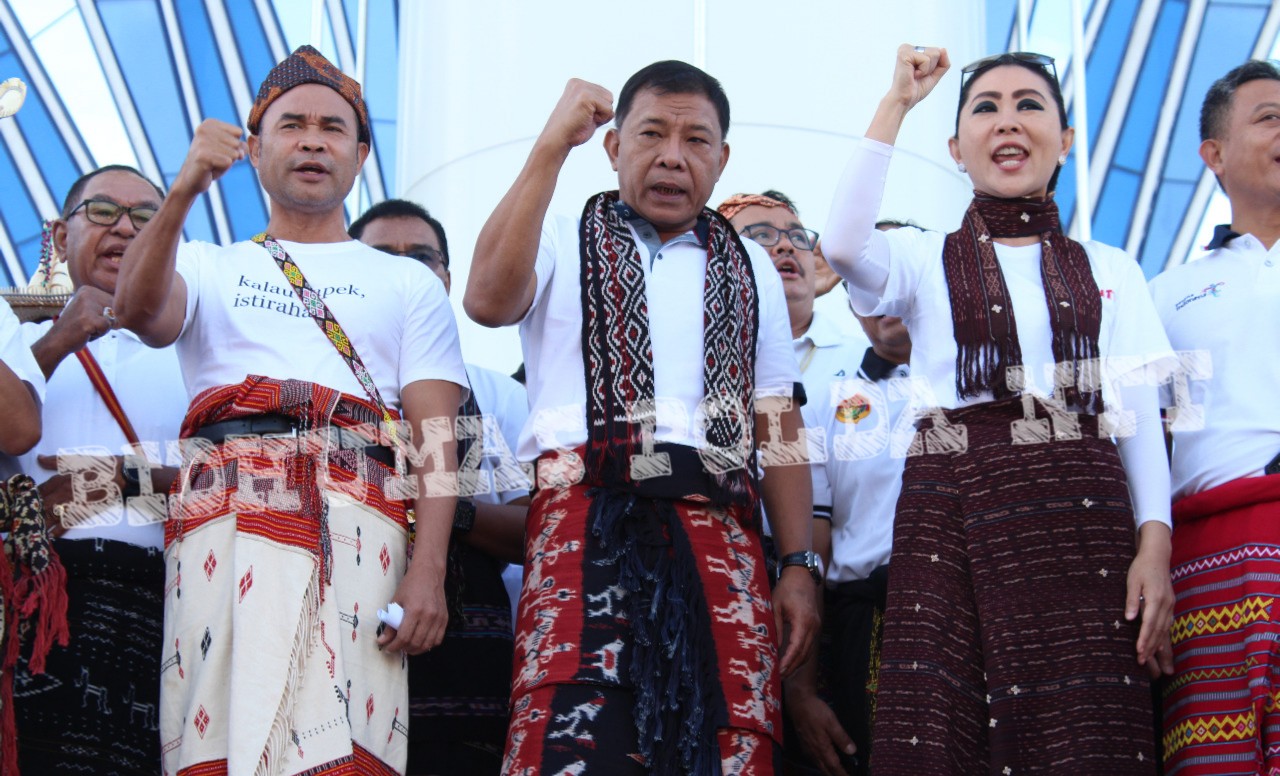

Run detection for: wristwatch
[[120, 460, 142, 499], [778, 550, 824, 584], [452, 500, 477, 535]]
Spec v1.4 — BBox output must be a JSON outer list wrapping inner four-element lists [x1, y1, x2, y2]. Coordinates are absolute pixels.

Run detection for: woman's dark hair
[[954, 53, 1070, 193]]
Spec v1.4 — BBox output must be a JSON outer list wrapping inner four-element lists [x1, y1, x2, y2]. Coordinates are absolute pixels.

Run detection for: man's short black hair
[[615, 60, 730, 139], [60, 164, 164, 217], [760, 189, 799, 215], [1201, 60, 1280, 141], [348, 198, 450, 268]]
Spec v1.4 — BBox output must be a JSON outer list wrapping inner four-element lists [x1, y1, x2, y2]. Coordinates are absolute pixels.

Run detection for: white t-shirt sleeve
[[521, 214, 566, 323], [823, 137, 937, 318], [1098, 244, 1178, 395], [495, 377, 530, 454], [175, 241, 206, 338], [875, 226, 943, 319], [399, 271, 469, 397], [0, 299, 43, 401], [493, 375, 531, 504], [751, 244, 801, 398]]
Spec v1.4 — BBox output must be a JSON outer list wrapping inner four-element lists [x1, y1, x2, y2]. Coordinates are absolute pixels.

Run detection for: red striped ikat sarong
[[161, 377, 411, 775], [1164, 474, 1280, 775]]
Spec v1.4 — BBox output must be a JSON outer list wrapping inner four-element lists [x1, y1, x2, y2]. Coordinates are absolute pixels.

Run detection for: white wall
[[398, 1, 986, 374]]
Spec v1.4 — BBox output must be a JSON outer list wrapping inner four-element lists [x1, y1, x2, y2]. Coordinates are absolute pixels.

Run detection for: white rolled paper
[[377, 602, 404, 629]]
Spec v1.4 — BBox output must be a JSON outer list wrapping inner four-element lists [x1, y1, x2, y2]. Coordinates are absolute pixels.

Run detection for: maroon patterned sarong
[[871, 397, 1156, 774], [502, 452, 782, 775], [1163, 474, 1280, 775]]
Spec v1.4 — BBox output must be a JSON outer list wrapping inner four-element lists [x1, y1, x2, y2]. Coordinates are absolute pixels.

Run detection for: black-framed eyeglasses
[[960, 51, 1057, 87], [67, 199, 156, 229], [386, 247, 447, 270], [740, 223, 819, 251], [68, 198, 158, 230]]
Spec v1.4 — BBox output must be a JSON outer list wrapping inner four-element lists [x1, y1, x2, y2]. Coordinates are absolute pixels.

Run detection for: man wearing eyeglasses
[[350, 198, 529, 776], [12, 164, 185, 774], [720, 192, 910, 776]]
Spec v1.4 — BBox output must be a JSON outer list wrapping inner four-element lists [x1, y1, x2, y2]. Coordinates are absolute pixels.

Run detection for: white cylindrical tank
[[399, 1, 986, 373]]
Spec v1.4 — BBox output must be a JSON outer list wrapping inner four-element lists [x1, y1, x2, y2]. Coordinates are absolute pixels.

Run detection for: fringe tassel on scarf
[[588, 489, 724, 775], [0, 475, 69, 775], [942, 193, 1104, 412]]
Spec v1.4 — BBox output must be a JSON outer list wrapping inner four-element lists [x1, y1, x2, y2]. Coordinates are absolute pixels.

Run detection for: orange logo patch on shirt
[[835, 394, 871, 424]]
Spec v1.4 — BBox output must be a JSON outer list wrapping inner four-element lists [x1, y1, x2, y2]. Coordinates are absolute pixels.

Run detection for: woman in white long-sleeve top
[[822, 46, 1176, 774]]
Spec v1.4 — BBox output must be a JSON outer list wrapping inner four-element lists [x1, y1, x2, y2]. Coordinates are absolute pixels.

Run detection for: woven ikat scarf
[[942, 193, 1104, 412], [578, 191, 760, 503]]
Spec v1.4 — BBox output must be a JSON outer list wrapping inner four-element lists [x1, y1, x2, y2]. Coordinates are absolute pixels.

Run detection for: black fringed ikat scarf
[[578, 190, 761, 502], [576, 191, 764, 774], [942, 193, 1104, 413]]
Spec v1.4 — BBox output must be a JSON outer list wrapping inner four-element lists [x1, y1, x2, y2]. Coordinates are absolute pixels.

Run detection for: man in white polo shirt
[[718, 190, 858, 564], [1150, 60, 1280, 774], [13, 165, 183, 774], [465, 61, 818, 773]]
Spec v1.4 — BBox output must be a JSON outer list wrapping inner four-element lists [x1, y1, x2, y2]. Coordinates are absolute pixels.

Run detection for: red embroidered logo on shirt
[[835, 394, 872, 424]]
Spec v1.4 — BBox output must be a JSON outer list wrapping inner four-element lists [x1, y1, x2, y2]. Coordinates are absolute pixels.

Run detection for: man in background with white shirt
[[13, 165, 180, 775], [1150, 60, 1280, 774]]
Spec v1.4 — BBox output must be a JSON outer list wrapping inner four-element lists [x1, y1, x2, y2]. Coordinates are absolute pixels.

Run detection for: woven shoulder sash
[[578, 191, 760, 503], [253, 234, 399, 436]]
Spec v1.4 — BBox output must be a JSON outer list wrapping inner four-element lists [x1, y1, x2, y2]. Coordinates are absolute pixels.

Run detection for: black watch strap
[[778, 550, 823, 583], [452, 500, 477, 535], [121, 460, 142, 499]]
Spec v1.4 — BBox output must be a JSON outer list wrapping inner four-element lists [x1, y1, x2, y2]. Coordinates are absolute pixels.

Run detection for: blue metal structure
[[0, 0, 399, 285]]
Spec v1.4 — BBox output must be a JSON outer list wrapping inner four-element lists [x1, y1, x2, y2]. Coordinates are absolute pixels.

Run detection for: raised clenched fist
[[172, 118, 247, 198], [887, 44, 951, 113], [537, 78, 615, 154]]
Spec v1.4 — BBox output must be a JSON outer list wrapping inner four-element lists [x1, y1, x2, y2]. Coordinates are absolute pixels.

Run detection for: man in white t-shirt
[[351, 198, 529, 775], [465, 60, 819, 773], [11, 164, 182, 774], [114, 47, 467, 775], [1149, 60, 1280, 773]]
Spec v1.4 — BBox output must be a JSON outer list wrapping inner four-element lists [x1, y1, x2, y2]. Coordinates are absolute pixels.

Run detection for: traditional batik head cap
[[246, 45, 370, 144], [716, 193, 795, 222]]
